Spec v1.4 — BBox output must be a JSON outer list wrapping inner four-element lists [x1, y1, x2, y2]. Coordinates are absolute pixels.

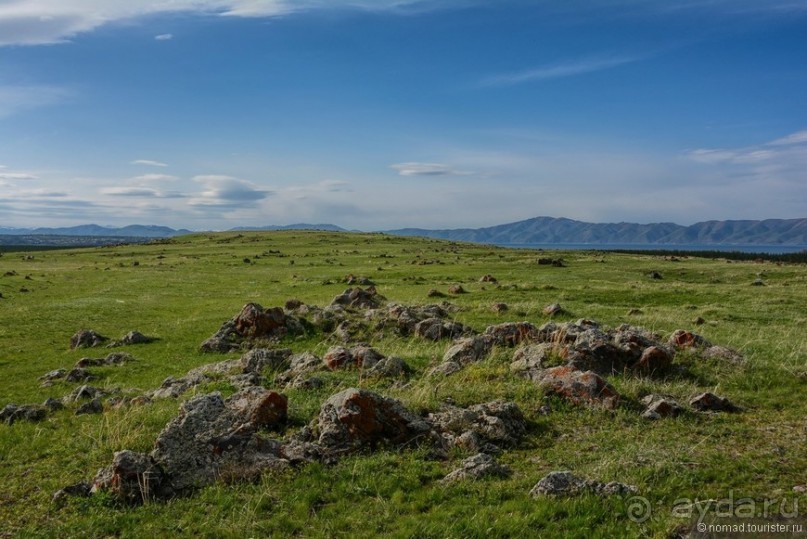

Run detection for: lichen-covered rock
[[107, 331, 155, 347], [330, 287, 384, 309], [200, 303, 305, 352], [537, 366, 620, 410], [414, 318, 470, 341], [641, 394, 683, 420], [483, 322, 539, 347], [669, 329, 712, 349], [75, 352, 135, 368], [510, 343, 561, 381], [633, 346, 673, 375], [428, 401, 526, 453], [530, 471, 637, 497], [690, 392, 738, 413], [365, 356, 412, 378], [240, 348, 292, 374], [70, 330, 108, 350], [75, 398, 103, 415], [91, 450, 165, 504], [314, 388, 432, 460], [442, 335, 494, 366], [323, 345, 385, 370], [0, 403, 48, 424], [150, 388, 288, 493], [702, 345, 745, 365], [441, 453, 511, 483]]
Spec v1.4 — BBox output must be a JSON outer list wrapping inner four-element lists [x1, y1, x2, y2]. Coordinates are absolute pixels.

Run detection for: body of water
[[496, 243, 807, 254]]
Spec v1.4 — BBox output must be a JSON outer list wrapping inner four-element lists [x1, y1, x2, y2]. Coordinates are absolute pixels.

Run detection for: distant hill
[[0, 224, 191, 238], [387, 217, 807, 246], [229, 223, 347, 232]]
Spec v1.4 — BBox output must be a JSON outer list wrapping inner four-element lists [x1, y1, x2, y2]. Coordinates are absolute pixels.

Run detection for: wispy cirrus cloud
[[130, 159, 169, 167], [0, 1, 435, 47], [154, 33, 173, 41], [0, 172, 38, 181], [688, 129, 807, 166], [0, 84, 72, 118], [479, 54, 647, 87], [390, 162, 472, 177]]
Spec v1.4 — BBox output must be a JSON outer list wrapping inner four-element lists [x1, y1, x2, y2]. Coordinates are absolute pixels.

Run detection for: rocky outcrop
[[92, 387, 289, 502], [200, 303, 306, 352]]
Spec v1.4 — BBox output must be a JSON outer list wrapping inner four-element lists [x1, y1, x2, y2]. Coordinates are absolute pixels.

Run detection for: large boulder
[[314, 388, 432, 460], [150, 388, 288, 494]]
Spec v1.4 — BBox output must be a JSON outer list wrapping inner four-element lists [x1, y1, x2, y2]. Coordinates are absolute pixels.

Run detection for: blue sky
[[0, 0, 805, 230]]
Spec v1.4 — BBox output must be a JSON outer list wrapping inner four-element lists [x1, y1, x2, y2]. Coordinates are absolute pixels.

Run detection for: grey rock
[[75, 398, 103, 415], [530, 471, 637, 497], [441, 453, 511, 483]]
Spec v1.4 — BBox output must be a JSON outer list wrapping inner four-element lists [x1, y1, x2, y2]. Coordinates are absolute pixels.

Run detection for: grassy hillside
[[0, 231, 804, 538]]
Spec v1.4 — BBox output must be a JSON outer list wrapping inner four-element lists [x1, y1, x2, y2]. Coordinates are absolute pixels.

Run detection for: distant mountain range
[[1, 218, 805, 246], [0, 224, 191, 238], [386, 217, 807, 246]]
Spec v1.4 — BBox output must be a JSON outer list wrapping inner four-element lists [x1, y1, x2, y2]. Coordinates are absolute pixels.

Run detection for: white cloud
[[0, 84, 72, 118], [154, 33, 173, 41], [0, 1, 432, 47], [0, 172, 38, 180], [189, 175, 273, 207], [688, 130, 807, 165], [130, 173, 178, 183], [479, 54, 646, 87], [130, 159, 168, 167], [390, 162, 471, 176], [768, 130, 807, 146], [101, 187, 164, 197]]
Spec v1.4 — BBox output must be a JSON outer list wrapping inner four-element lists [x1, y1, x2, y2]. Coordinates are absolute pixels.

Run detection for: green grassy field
[[0, 231, 804, 538]]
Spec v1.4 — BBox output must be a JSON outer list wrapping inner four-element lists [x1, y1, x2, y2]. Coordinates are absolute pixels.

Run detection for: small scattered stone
[[543, 303, 563, 316], [75, 398, 103, 415], [70, 330, 108, 350], [441, 453, 511, 483], [641, 394, 683, 420], [479, 274, 498, 283], [447, 284, 466, 295], [690, 392, 738, 413], [491, 302, 508, 313]]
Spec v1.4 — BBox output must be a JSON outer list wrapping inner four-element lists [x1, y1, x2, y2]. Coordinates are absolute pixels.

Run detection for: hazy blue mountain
[[0, 224, 191, 237], [386, 217, 806, 245]]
